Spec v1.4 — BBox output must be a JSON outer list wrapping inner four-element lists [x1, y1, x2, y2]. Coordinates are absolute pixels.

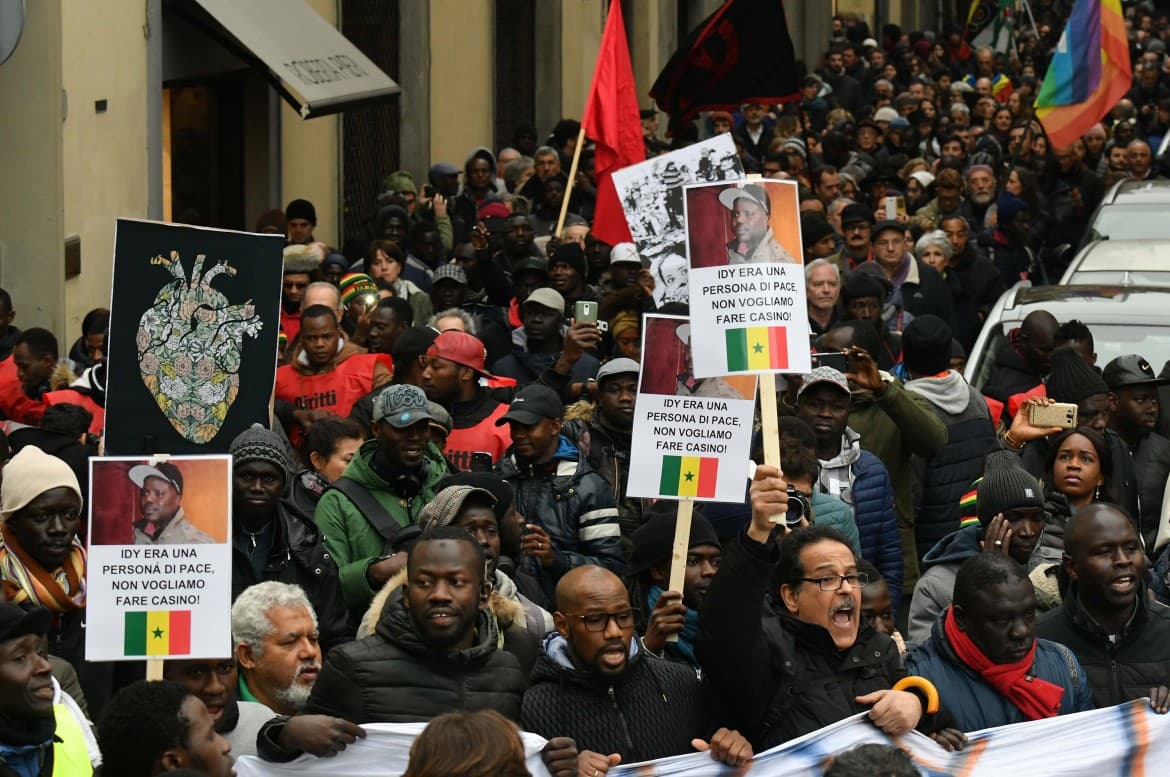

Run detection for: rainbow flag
[[1035, 0, 1131, 149], [726, 326, 788, 371], [124, 610, 192, 656], [660, 455, 718, 498]]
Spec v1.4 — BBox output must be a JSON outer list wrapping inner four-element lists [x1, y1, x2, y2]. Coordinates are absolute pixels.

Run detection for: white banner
[[234, 700, 1170, 776]]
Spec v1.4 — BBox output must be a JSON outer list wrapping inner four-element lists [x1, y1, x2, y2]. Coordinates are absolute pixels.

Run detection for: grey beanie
[[976, 451, 1045, 525], [230, 423, 290, 481]]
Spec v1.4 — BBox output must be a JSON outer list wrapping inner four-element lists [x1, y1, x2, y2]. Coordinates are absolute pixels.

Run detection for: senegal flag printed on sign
[[124, 610, 192, 656], [660, 455, 719, 498], [726, 326, 788, 371]]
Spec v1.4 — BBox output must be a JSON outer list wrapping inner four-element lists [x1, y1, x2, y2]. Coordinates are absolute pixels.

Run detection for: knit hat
[[285, 199, 317, 225], [902, 315, 953, 376], [975, 451, 1045, 525], [841, 271, 887, 303], [800, 213, 836, 249], [628, 508, 720, 576], [230, 423, 290, 482], [282, 244, 322, 274], [322, 253, 350, 274], [1, 446, 83, 520], [437, 472, 515, 520], [339, 273, 378, 306], [418, 485, 497, 532], [383, 170, 416, 195], [549, 242, 587, 277], [996, 192, 1028, 226], [1046, 348, 1109, 404]]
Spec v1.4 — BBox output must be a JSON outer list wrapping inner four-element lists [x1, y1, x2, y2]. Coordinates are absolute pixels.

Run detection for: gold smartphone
[[1028, 402, 1078, 429]]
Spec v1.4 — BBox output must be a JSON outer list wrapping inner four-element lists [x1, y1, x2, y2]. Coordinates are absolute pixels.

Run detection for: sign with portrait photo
[[104, 218, 284, 455], [85, 455, 232, 661], [627, 315, 757, 503], [684, 179, 812, 378]]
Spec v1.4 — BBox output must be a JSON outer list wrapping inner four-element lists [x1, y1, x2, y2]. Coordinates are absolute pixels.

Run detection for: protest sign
[[627, 315, 756, 503], [104, 218, 284, 455], [612, 135, 744, 307], [684, 179, 812, 379], [85, 455, 232, 661]]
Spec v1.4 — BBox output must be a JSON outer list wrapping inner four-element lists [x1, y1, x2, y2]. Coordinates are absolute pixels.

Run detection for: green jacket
[[313, 439, 450, 613]]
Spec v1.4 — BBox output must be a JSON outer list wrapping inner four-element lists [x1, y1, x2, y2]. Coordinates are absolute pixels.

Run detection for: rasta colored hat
[[339, 273, 378, 306], [229, 423, 290, 481], [627, 508, 720, 576], [373, 384, 436, 428], [1046, 348, 1108, 404], [976, 451, 1045, 526], [285, 198, 317, 225]]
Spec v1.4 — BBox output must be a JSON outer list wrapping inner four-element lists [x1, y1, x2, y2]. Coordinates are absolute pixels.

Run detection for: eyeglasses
[[563, 609, 638, 632], [800, 573, 870, 591]]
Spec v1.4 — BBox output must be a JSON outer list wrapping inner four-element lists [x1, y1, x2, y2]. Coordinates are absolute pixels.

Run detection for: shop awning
[[192, 0, 399, 118]]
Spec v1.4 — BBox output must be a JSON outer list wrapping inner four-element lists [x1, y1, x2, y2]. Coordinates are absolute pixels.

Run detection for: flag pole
[[666, 498, 694, 643], [554, 127, 588, 238]]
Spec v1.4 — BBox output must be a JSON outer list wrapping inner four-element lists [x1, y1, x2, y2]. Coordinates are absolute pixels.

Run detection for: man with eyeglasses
[[696, 469, 960, 751], [523, 565, 753, 776], [906, 552, 1093, 730], [229, 425, 349, 651], [827, 203, 875, 276], [869, 220, 954, 328]]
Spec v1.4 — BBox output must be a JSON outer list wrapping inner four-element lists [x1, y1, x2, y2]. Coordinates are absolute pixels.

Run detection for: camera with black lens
[[785, 486, 811, 527]]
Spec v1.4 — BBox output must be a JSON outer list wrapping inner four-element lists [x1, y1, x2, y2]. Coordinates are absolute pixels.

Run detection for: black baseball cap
[[0, 603, 51, 644], [1103, 354, 1170, 390], [496, 384, 564, 426]]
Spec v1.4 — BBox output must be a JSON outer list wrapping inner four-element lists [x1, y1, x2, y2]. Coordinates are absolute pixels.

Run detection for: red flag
[[581, 1, 644, 247]]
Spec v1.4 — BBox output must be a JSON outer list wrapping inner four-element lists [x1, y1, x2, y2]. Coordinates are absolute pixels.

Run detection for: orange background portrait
[[88, 457, 231, 545], [685, 180, 803, 270]]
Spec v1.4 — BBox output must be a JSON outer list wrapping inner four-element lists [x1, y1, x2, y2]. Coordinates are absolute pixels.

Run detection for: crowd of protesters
[[6, 2, 1170, 775]]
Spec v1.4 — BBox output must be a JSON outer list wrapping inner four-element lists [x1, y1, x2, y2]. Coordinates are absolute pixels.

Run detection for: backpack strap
[[329, 477, 420, 554]]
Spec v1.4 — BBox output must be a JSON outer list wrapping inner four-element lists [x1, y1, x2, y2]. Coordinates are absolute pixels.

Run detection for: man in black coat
[[867, 221, 954, 328], [522, 565, 752, 776], [229, 424, 350, 651], [1037, 504, 1170, 712], [983, 310, 1059, 422]]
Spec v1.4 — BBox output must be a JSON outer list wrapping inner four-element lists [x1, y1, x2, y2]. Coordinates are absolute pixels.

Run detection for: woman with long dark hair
[[1038, 426, 1115, 564]]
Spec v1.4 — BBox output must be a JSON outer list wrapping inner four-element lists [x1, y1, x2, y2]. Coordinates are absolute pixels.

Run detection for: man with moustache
[[522, 566, 753, 776], [231, 582, 324, 717], [717, 184, 796, 265], [905, 553, 1094, 730]]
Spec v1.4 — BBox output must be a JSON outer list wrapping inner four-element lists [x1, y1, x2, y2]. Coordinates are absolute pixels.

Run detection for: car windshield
[[1066, 270, 1170, 286], [974, 322, 1170, 391], [1089, 207, 1170, 241]]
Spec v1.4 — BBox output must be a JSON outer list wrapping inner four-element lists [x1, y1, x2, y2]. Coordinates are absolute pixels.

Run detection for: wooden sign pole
[[758, 372, 785, 524], [146, 659, 163, 681], [665, 498, 695, 643]]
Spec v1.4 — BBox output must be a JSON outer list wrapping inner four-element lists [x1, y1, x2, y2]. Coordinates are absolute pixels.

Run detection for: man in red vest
[[275, 305, 391, 446], [422, 330, 511, 470]]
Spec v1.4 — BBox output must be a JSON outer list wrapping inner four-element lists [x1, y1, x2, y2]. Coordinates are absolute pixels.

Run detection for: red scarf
[[943, 607, 1064, 721]]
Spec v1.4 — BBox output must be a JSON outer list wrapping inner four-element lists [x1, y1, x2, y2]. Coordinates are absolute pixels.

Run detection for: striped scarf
[[0, 523, 87, 612]]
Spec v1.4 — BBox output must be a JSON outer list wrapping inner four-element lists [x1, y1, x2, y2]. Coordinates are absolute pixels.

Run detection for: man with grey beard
[[232, 581, 324, 716], [964, 165, 996, 228]]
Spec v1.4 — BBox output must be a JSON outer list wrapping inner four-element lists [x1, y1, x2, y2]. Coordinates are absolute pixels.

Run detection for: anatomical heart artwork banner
[[104, 218, 284, 455]]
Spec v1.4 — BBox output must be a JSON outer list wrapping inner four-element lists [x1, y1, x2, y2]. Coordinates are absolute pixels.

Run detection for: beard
[[273, 664, 320, 712], [970, 191, 994, 207]]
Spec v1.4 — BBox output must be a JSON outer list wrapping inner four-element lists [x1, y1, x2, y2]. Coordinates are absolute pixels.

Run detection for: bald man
[[522, 566, 752, 776], [1039, 504, 1170, 712], [984, 310, 1059, 418]]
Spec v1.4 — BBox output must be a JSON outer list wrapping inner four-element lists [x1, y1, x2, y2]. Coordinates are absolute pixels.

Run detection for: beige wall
[[61, 0, 149, 335], [559, 0, 605, 120], [428, 0, 493, 168], [281, 0, 340, 248], [0, 0, 65, 334]]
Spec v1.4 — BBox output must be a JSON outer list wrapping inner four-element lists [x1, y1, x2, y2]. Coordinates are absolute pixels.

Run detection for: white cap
[[609, 242, 641, 266]]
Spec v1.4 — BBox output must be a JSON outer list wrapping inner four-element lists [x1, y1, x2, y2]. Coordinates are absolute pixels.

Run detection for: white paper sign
[[626, 315, 756, 503], [85, 455, 233, 661], [683, 179, 812, 378]]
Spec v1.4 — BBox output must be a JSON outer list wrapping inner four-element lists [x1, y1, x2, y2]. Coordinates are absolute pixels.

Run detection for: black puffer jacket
[[562, 407, 644, 541], [1037, 584, 1170, 709], [231, 501, 351, 652], [906, 373, 997, 564], [302, 590, 526, 723], [695, 533, 906, 750], [522, 634, 710, 763], [495, 436, 624, 601], [1128, 431, 1170, 549]]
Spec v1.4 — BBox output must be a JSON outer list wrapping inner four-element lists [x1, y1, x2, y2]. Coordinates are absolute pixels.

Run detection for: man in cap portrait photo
[[718, 183, 797, 265], [130, 461, 214, 545]]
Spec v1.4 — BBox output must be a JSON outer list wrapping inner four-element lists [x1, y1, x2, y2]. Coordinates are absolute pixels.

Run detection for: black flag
[[650, 0, 799, 134]]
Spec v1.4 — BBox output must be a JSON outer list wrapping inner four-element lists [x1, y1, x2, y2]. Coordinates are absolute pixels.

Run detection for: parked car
[[1081, 179, 1170, 245], [964, 284, 1170, 392], [1059, 240, 1170, 286]]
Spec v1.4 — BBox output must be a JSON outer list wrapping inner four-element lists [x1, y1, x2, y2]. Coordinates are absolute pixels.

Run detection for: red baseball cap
[[427, 330, 491, 375]]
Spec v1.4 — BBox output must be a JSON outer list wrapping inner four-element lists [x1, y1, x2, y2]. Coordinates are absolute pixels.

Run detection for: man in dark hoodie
[[1038, 503, 1170, 713], [938, 215, 1004, 352], [495, 385, 623, 601], [908, 451, 1046, 643], [303, 526, 527, 723], [491, 288, 601, 396], [522, 565, 752, 775], [982, 309, 1059, 421], [902, 316, 997, 564]]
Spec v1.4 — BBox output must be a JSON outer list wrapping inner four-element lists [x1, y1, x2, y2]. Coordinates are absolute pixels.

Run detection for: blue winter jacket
[[905, 609, 1095, 732], [848, 451, 903, 608]]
